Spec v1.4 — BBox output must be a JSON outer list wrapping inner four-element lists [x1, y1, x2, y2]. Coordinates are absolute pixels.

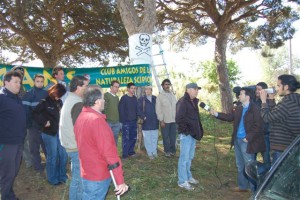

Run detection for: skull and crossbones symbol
[[135, 34, 150, 56]]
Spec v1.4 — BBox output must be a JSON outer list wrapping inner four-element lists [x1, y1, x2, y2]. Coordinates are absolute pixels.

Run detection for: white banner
[[129, 33, 152, 65]]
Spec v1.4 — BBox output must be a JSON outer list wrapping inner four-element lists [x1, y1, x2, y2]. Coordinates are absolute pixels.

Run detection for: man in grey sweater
[[59, 75, 89, 200]]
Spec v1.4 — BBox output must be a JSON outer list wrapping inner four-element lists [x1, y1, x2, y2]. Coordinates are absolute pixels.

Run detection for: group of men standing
[[1, 64, 300, 199]]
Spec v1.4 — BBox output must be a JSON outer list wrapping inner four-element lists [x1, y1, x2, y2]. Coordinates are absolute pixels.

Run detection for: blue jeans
[[122, 121, 137, 158], [107, 121, 121, 146], [272, 150, 283, 165], [234, 138, 255, 191], [142, 129, 158, 157], [161, 122, 177, 154], [68, 151, 82, 200], [82, 178, 111, 200], [178, 134, 196, 184], [42, 133, 68, 185]]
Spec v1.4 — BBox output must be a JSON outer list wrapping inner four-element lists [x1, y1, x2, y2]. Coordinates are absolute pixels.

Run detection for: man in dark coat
[[176, 83, 203, 191], [210, 87, 265, 192], [0, 71, 26, 200]]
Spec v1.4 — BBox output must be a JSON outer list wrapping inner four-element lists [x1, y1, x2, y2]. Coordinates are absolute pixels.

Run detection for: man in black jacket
[[0, 71, 26, 200], [176, 83, 203, 191]]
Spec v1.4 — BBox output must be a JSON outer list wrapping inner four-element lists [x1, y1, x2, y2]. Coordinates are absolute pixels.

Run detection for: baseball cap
[[186, 83, 201, 89]]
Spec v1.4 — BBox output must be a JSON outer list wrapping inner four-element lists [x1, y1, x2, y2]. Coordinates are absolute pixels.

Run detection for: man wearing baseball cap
[[176, 83, 203, 191]]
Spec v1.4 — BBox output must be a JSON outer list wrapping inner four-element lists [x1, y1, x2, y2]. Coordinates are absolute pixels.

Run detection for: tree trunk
[[215, 32, 233, 113], [41, 58, 58, 69], [117, 0, 156, 152]]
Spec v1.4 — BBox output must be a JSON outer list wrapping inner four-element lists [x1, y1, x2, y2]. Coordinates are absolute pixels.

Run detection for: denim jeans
[[107, 121, 121, 146], [178, 134, 196, 184], [41, 133, 68, 185], [28, 127, 46, 172], [142, 129, 158, 157], [122, 121, 137, 158], [161, 122, 177, 154], [234, 138, 255, 191], [82, 178, 111, 200], [68, 151, 82, 200], [272, 150, 283, 165]]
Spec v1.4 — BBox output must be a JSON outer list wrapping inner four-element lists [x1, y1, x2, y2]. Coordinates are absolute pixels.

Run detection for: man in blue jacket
[[0, 71, 26, 200], [22, 74, 48, 175]]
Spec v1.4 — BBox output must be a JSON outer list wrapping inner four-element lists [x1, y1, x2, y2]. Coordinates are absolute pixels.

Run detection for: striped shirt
[[261, 93, 300, 151]]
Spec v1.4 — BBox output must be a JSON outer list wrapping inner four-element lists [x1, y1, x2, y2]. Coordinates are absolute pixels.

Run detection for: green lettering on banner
[[0, 64, 152, 90]]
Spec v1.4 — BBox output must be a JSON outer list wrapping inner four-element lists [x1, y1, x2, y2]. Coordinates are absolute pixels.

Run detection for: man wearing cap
[[176, 83, 203, 191], [156, 79, 177, 157]]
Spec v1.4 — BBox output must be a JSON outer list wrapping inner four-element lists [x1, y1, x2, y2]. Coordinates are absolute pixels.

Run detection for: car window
[[259, 140, 300, 200]]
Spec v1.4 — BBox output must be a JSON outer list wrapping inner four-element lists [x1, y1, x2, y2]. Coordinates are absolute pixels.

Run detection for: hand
[[243, 138, 248, 143], [115, 183, 129, 196], [259, 90, 268, 103], [267, 93, 275, 100], [160, 121, 166, 128], [210, 109, 217, 116], [45, 121, 50, 127]]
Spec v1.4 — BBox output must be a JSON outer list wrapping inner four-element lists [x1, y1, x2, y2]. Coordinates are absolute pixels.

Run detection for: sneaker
[[164, 153, 171, 158], [149, 156, 155, 160], [188, 178, 199, 185], [170, 153, 176, 157], [178, 181, 195, 191]]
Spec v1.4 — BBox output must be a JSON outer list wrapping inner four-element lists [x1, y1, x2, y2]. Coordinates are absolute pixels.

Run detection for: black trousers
[[0, 144, 23, 200], [28, 127, 46, 171]]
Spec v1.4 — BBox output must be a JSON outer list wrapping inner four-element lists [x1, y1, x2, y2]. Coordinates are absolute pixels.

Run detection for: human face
[[187, 88, 199, 99], [34, 77, 44, 89], [55, 70, 65, 81], [5, 76, 21, 94], [96, 95, 105, 112], [110, 83, 120, 95], [127, 85, 136, 96], [276, 79, 289, 96], [145, 87, 152, 96], [239, 90, 249, 104], [256, 85, 263, 98], [78, 80, 89, 97], [162, 82, 171, 92]]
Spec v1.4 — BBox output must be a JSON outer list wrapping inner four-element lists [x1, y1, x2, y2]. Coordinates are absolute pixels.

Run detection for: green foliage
[[0, 1, 128, 67], [259, 44, 300, 84], [201, 59, 241, 91]]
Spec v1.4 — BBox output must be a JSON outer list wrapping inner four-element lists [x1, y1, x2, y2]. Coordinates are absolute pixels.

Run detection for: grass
[[15, 112, 251, 200]]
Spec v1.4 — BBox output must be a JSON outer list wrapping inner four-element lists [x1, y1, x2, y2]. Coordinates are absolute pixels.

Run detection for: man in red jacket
[[74, 85, 128, 199]]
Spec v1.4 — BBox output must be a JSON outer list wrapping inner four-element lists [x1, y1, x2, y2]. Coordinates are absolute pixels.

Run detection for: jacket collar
[[82, 107, 107, 120]]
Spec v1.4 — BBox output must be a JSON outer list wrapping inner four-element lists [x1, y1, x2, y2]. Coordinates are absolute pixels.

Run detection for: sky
[[157, 19, 300, 85]]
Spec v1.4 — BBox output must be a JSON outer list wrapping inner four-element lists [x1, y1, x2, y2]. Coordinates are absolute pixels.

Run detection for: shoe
[[188, 178, 199, 185], [178, 181, 194, 191], [170, 152, 176, 157], [231, 187, 249, 192], [164, 153, 171, 158], [149, 156, 155, 160]]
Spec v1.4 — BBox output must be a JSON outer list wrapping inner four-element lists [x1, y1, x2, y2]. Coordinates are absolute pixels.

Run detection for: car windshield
[[259, 139, 300, 200]]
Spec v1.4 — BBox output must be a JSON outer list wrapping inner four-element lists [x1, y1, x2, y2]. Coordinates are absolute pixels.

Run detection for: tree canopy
[[0, 0, 128, 68], [157, 0, 299, 113]]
